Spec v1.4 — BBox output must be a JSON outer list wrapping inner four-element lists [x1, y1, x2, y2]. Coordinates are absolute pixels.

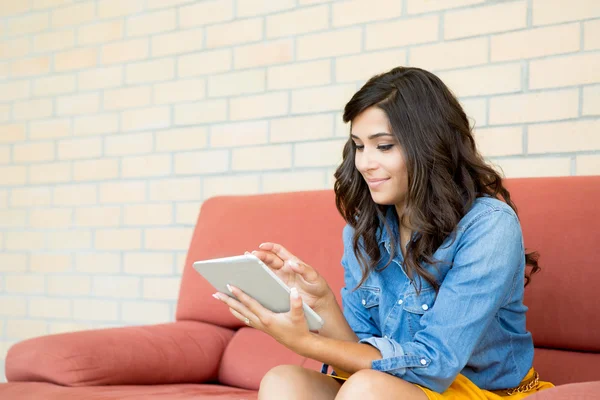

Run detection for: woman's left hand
[[213, 285, 313, 354]]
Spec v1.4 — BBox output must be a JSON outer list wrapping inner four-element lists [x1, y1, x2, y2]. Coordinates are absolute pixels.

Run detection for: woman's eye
[[378, 144, 393, 151], [353, 143, 364, 150]]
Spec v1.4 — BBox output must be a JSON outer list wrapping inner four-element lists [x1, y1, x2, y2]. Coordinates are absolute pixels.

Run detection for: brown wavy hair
[[333, 66, 539, 292]]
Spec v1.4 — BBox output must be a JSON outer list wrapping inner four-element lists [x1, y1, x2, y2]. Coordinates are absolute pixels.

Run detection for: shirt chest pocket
[[357, 286, 381, 326], [401, 288, 436, 336]]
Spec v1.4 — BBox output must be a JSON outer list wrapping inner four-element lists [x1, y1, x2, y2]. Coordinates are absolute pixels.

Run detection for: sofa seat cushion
[[0, 382, 258, 400]]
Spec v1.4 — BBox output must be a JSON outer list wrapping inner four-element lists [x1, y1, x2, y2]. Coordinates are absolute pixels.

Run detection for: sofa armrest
[[5, 320, 234, 386], [528, 381, 600, 399]]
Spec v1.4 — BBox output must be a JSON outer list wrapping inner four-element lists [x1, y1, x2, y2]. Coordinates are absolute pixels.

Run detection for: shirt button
[[420, 359, 427, 365], [398, 299, 403, 305], [384, 335, 388, 338], [362, 299, 366, 305], [421, 304, 429, 311]]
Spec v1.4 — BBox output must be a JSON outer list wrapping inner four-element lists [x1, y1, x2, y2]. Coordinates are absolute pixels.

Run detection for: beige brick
[[491, 24, 580, 62], [55, 48, 97, 71], [6, 13, 49, 36], [147, 0, 191, 9], [0, 37, 30, 59], [29, 120, 69, 140], [100, 181, 146, 203], [102, 39, 148, 64], [577, 155, 600, 176], [174, 100, 227, 125], [176, 252, 187, 274], [30, 162, 71, 184], [123, 154, 171, 178], [445, 1, 527, 40], [96, 229, 142, 250], [152, 29, 203, 57], [0, 103, 9, 122], [122, 106, 171, 131], [298, 29, 362, 61], [33, 0, 71, 10], [75, 206, 120, 227], [145, 227, 193, 250], [271, 115, 334, 143], [334, 0, 402, 27], [125, 204, 172, 225], [367, 15, 438, 50], [262, 170, 327, 193], [295, 140, 345, 167], [121, 301, 170, 323], [176, 202, 202, 225], [34, 30, 75, 53], [149, 178, 202, 201], [0, 209, 27, 228], [6, 320, 47, 340], [203, 174, 260, 198], [208, 18, 264, 48], [410, 37, 488, 71], [126, 58, 174, 84], [93, 276, 140, 298], [532, 0, 600, 26], [73, 299, 118, 321], [336, 50, 406, 83], [234, 40, 294, 69], [13, 142, 55, 163], [143, 277, 180, 300], [155, 127, 208, 151], [49, 322, 96, 334], [5, 275, 45, 294], [31, 253, 72, 272], [127, 9, 176, 37], [53, 184, 97, 206], [584, 19, 600, 50], [47, 230, 92, 250], [76, 252, 120, 273], [174, 149, 229, 175], [48, 276, 92, 296], [490, 89, 578, 125], [583, 86, 600, 116], [29, 208, 72, 230], [58, 137, 102, 160], [493, 157, 571, 178], [33, 75, 75, 97], [79, 21, 124, 45], [154, 79, 206, 104], [0, 298, 27, 317], [30, 298, 71, 319], [180, 0, 233, 28], [439, 64, 521, 97], [0, 146, 9, 164], [98, 0, 144, 18], [105, 132, 153, 155], [407, 0, 484, 14], [10, 187, 51, 207], [209, 70, 265, 97], [52, 2, 95, 28], [0, 124, 26, 143], [178, 49, 232, 77], [57, 93, 99, 116], [74, 114, 119, 136], [11, 57, 51, 77], [237, 0, 295, 17], [0, 254, 28, 272], [269, 60, 331, 90], [0, 166, 26, 186], [104, 86, 151, 110], [266, 6, 328, 38], [73, 159, 119, 181], [232, 145, 292, 171], [124, 252, 174, 275], [292, 85, 356, 114], [13, 99, 52, 120], [529, 120, 600, 154], [530, 54, 600, 89], [78, 66, 123, 90], [474, 127, 523, 157], [230, 93, 288, 121], [210, 121, 268, 147]]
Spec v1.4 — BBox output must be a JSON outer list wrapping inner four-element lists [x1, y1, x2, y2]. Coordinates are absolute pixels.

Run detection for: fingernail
[[259, 243, 266, 248], [288, 259, 298, 267], [212, 293, 220, 300], [251, 250, 257, 255], [226, 284, 233, 293], [291, 287, 299, 299]]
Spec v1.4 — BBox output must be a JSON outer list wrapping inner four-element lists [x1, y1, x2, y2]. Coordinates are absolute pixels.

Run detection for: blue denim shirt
[[336, 197, 534, 393]]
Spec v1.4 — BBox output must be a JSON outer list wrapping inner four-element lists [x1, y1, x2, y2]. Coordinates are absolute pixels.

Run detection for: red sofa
[[1, 176, 599, 399]]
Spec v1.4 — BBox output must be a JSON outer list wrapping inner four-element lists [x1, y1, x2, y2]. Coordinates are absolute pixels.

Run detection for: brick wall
[[0, 0, 599, 382]]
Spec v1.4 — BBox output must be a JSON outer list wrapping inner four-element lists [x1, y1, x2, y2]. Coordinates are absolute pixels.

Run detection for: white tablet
[[193, 252, 325, 331]]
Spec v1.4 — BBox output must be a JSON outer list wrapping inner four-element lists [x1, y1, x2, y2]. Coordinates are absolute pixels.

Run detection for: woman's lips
[[366, 178, 389, 189]]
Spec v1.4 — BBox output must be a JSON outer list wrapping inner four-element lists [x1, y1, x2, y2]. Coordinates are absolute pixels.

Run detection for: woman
[[213, 66, 554, 399]]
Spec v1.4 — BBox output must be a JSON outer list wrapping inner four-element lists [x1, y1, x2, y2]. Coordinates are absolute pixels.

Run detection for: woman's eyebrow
[[350, 132, 393, 140]]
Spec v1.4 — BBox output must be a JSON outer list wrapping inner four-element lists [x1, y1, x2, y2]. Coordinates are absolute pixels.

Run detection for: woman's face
[[351, 106, 409, 210]]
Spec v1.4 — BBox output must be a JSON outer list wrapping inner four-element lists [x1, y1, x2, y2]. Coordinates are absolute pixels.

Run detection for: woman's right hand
[[252, 242, 335, 314]]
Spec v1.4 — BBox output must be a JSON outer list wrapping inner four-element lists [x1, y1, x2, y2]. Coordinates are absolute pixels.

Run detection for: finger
[[214, 291, 256, 322], [251, 250, 284, 270], [227, 284, 272, 322], [259, 242, 296, 262], [289, 287, 306, 325], [229, 308, 257, 327], [287, 259, 319, 283]]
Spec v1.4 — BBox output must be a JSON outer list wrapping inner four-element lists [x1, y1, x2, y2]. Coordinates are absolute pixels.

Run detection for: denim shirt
[[337, 197, 534, 393]]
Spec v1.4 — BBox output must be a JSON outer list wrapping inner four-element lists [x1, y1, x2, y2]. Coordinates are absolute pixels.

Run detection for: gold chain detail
[[505, 371, 539, 395]]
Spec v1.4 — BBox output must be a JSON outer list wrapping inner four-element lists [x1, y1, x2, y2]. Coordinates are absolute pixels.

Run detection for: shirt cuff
[[359, 336, 431, 376]]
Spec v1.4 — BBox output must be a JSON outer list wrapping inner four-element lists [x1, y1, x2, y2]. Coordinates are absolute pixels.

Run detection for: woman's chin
[[369, 192, 396, 205]]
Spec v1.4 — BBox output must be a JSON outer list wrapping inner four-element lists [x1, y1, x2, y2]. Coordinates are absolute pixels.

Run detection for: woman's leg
[[335, 369, 429, 400], [258, 365, 343, 400]]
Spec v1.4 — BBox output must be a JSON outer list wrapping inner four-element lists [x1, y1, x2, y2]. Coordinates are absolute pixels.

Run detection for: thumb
[[289, 287, 305, 322]]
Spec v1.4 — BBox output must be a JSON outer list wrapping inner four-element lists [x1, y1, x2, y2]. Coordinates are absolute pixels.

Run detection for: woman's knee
[[260, 365, 306, 388], [337, 369, 380, 397]]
